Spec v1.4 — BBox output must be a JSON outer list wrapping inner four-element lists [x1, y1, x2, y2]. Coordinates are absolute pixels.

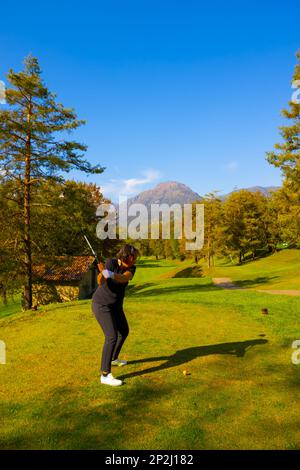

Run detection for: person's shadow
[[119, 339, 268, 381]]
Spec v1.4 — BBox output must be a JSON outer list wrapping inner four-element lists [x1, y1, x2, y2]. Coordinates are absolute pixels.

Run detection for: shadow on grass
[[119, 339, 268, 381], [126, 282, 219, 297], [234, 276, 279, 288], [0, 382, 174, 450], [173, 266, 203, 278], [126, 283, 158, 296], [135, 263, 163, 268], [239, 251, 277, 265], [136, 259, 175, 268]]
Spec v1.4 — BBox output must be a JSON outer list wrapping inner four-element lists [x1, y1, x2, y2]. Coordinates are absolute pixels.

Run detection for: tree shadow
[[135, 263, 163, 268], [126, 282, 158, 296], [173, 266, 203, 278], [126, 282, 219, 297], [119, 339, 268, 381], [235, 276, 279, 288], [136, 259, 176, 268]]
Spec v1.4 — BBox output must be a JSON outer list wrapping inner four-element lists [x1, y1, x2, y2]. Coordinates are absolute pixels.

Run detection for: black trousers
[[92, 300, 129, 374]]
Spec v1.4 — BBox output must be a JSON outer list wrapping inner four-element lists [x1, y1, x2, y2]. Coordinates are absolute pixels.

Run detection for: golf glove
[[102, 269, 115, 279]]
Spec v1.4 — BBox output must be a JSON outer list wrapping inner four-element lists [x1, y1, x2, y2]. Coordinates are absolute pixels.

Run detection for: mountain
[[126, 181, 201, 209], [113, 181, 201, 227], [238, 186, 280, 196], [112, 182, 281, 218], [221, 185, 280, 200]]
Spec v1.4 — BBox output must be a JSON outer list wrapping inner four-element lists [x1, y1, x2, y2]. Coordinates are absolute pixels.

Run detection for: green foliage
[[0, 55, 104, 182], [0, 55, 106, 308], [266, 49, 300, 248], [266, 50, 300, 188], [200, 192, 223, 267], [121, 189, 298, 264], [223, 190, 270, 263]]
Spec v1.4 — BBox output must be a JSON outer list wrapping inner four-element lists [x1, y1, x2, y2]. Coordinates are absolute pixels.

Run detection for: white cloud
[[100, 168, 162, 199], [222, 161, 239, 173]]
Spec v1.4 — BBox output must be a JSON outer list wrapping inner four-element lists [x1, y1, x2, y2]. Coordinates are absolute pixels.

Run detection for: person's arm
[[101, 269, 134, 283], [100, 258, 136, 283], [97, 262, 106, 285], [113, 271, 134, 283]]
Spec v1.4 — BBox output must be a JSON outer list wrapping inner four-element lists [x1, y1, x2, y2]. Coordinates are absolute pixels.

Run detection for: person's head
[[116, 244, 140, 267]]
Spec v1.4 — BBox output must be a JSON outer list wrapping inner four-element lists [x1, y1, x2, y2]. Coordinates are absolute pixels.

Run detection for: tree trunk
[[0, 283, 7, 305], [23, 99, 33, 310], [207, 236, 211, 268]]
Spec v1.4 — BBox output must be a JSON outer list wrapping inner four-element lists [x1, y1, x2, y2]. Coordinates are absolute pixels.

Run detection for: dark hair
[[116, 244, 140, 261]]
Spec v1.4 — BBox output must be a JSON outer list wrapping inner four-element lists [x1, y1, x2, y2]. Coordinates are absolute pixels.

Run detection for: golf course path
[[255, 289, 300, 296], [213, 277, 300, 296], [212, 277, 244, 290]]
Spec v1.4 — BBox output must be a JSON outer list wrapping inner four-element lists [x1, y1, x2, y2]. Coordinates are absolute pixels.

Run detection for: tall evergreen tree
[[266, 51, 300, 189], [0, 55, 105, 310]]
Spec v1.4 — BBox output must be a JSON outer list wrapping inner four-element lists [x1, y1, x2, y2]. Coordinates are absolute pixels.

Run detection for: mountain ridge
[[111, 181, 280, 208]]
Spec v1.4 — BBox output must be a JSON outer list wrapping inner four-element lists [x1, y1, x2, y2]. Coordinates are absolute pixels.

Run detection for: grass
[[0, 251, 300, 449], [0, 295, 22, 320], [207, 249, 300, 290]]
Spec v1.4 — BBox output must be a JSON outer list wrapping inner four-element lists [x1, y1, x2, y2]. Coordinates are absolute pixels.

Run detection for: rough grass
[[0, 252, 300, 450]]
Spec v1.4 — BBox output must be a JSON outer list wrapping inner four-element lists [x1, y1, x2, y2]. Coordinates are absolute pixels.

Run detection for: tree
[[0, 55, 105, 310], [0, 182, 23, 303], [266, 50, 300, 190], [266, 50, 300, 247], [29, 180, 110, 259], [200, 192, 223, 268], [269, 183, 300, 246], [223, 190, 268, 263]]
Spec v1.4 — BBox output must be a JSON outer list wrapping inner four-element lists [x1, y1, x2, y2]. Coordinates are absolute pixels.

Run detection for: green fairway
[[208, 249, 300, 290], [0, 253, 300, 449]]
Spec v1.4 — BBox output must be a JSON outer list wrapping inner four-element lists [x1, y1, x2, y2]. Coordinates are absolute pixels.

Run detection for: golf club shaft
[[83, 234, 101, 264]]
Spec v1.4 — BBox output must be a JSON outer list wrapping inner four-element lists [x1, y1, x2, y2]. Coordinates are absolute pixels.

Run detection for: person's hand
[[97, 262, 105, 272], [97, 272, 106, 286], [102, 269, 115, 279]]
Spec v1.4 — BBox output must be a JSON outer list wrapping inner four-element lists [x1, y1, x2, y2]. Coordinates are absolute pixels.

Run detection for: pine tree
[[0, 55, 105, 310], [266, 51, 300, 189]]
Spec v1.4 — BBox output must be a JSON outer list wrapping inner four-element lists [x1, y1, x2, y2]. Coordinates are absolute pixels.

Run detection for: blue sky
[[1, 0, 299, 201]]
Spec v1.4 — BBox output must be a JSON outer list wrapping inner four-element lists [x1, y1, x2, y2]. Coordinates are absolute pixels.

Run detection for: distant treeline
[[125, 185, 299, 267]]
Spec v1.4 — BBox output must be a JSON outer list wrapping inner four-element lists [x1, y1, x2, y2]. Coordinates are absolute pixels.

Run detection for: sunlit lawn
[[0, 253, 300, 449], [207, 249, 300, 290]]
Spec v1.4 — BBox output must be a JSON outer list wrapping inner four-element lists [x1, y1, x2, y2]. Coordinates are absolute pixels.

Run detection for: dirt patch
[[212, 278, 243, 290], [212, 278, 300, 296]]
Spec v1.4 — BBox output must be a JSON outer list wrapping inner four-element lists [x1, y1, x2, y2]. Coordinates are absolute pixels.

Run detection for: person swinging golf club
[[92, 244, 139, 386]]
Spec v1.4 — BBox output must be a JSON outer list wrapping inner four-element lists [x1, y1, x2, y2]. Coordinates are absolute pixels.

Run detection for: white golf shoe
[[111, 358, 127, 367], [100, 373, 123, 386]]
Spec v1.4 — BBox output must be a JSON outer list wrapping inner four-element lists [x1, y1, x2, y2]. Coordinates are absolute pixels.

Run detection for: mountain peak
[[127, 181, 201, 208]]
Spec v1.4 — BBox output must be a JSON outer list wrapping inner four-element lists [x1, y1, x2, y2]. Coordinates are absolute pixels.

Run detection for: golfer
[[92, 244, 139, 386]]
